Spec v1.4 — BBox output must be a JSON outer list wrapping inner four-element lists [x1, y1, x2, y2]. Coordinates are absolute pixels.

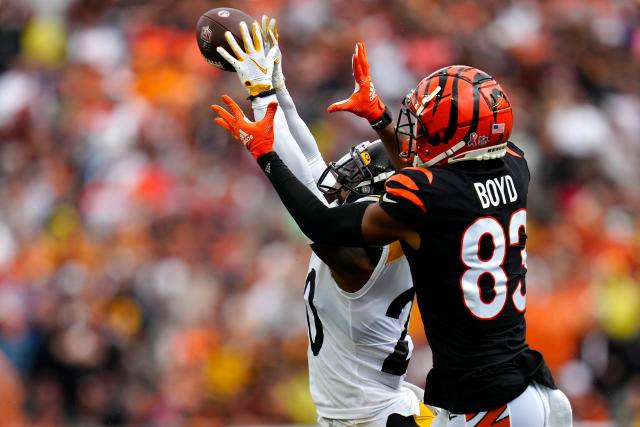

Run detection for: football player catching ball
[[211, 19, 574, 426], [214, 17, 435, 426]]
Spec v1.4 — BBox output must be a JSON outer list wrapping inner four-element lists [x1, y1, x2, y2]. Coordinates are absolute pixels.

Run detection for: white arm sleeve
[[252, 95, 328, 206], [276, 88, 334, 185]]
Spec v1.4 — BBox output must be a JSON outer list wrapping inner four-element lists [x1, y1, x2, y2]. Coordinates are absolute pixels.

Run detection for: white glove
[[217, 21, 279, 96], [261, 15, 285, 90]]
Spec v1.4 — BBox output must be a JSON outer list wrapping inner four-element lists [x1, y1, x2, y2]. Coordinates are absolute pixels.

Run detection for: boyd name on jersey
[[473, 175, 518, 209]]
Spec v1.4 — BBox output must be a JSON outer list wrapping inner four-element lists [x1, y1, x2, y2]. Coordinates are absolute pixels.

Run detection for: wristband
[[370, 106, 392, 130], [248, 88, 277, 101]]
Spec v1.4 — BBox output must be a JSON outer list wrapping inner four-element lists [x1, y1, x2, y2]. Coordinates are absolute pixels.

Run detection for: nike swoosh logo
[[249, 57, 268, 74], [448, 414, 457, 420], [382, 194, 396, 204]]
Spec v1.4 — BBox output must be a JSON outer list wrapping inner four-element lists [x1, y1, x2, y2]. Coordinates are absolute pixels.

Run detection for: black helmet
[[317, 140, 396, 204]]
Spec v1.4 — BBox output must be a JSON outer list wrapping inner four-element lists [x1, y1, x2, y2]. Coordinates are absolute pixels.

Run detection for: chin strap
[[413, 141, 508, 168], [448, 142, 508, 163], [352, 171, 395, 188], [414, 141, 466, 167], [350, 171, 395, 194], [372, 171, 396, 183]]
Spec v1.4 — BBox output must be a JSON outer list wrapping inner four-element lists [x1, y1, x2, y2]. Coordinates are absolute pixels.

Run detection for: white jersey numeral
[[461, 217, 508, 319], [460, 211, 528, 319], [509, 209, 527, 312]]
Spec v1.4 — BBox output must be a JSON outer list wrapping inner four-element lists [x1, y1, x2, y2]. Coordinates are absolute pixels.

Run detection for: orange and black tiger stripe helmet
[[395, 65, 513, 166]]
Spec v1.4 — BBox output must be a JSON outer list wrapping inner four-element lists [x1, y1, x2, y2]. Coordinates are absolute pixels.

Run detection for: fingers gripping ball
[[195, 7, 255, 71], [211, 95, 278, 160], [215, 21, 278, 96]]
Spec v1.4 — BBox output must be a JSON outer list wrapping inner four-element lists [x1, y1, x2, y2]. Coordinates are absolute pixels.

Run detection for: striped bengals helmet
[[395, 66, 513, 167]]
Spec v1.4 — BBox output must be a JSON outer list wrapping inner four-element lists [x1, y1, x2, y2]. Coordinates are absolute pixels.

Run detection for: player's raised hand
[[260, 15, 285, 90], [327, 42, 386, 123], [211, 95, 278, 160], [217, 21, 280, 96]]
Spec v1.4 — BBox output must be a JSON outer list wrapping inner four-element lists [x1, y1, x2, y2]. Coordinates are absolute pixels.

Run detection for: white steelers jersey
[[304, 242, 419, 420]]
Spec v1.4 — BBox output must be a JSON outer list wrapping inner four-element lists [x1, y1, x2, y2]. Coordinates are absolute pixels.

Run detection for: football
[[195, 7, 256, 72]]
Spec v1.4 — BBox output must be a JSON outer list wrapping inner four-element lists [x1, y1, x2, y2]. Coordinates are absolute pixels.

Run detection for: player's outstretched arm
[[253, 95, 327, 203], [213, 94, 384, 291], [218, 21, 325, 203], [327, 42, 407, 170], [260, 15, 332, 184], [275, 87, 332, 184], [374, 121, 415, 170], [257, 151, 419, 249], [212, 95, 420, 249]]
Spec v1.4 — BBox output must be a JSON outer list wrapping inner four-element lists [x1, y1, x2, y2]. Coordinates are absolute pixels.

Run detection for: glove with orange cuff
[[211, 95, 277, 160], [327, 42, 389, 127]]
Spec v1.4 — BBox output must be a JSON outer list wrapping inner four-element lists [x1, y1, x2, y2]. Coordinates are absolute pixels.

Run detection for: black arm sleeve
[[257, 152, 368, 246]]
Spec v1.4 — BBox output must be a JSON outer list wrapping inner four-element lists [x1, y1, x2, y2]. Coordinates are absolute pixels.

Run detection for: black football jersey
[[379, 142, 555, 413]]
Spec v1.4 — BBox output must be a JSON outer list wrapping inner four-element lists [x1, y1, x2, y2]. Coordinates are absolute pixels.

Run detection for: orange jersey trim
[[386, 187, 426, 213], [387, 174, 419, 190], [405, 167, 434, 184]]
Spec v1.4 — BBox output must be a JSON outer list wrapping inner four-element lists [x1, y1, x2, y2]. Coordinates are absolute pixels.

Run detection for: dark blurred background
[[0, 0, 638, 425]]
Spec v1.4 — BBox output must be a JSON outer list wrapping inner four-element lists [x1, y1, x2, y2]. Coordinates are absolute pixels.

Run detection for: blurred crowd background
[[0, 0, 638, 425]]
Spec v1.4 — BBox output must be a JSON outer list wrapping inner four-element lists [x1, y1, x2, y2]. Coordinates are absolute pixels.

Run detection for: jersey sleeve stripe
[[405, 167, 434, 184], [386, 187, 426, 213], [387, 174, 419, 190]]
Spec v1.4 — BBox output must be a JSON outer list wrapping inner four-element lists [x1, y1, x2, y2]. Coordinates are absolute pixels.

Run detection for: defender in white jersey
[[305, 232, 418, 421], [305, 141, 424, 424], [216, 17, 434, 426]]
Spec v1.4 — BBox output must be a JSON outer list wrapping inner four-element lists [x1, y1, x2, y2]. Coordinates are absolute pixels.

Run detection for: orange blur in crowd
[[0, 0, 639, 426]]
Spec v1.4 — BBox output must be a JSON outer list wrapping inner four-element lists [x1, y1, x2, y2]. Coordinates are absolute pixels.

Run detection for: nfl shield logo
[[200, 26, 213, 44]]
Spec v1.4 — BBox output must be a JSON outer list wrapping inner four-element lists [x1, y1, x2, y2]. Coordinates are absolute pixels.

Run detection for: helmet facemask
[[395, 86, 459, 167], [395, 93, 429, 160]]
